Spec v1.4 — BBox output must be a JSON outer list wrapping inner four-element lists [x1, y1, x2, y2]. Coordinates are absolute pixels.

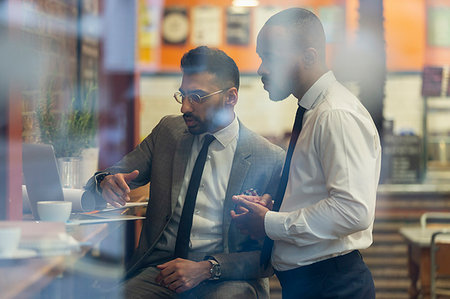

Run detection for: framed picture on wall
[[226, 7, 250, 46], [319, 5, 345, 43], [138, 1, 161, 66], [191, 6, 222, 46], [162, 7, 189, 45], [253, 6, 282, 43], [427, 6, 450, 47]]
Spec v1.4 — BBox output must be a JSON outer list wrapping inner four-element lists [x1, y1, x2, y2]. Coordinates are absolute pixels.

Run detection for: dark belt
[[275, 250, 363, 282]]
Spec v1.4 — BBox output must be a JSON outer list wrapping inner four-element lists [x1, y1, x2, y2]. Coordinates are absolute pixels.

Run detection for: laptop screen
[[22, 143, 64, 220]]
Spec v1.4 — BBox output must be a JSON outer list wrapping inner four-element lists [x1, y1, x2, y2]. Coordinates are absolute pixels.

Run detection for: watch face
[[212, 263, 221, 277], [208, 260, 221, 280], [162, 8, 188, 45]]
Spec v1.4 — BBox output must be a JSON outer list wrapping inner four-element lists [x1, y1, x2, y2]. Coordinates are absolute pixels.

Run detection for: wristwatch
[[208, 259, 221, 280], [95, 171, 112, 193]]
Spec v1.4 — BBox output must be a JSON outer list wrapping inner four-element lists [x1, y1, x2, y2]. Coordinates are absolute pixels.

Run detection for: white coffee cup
[[37, 201, 72, 222], [0, 227, 21, 257]]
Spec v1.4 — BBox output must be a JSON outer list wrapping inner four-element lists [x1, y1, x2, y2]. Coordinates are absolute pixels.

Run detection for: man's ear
[[224, 87, 238, 107], [302, 47, 318, 69]]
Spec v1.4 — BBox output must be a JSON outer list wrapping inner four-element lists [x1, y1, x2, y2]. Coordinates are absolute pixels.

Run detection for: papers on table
[[20, 232, 80, 257], [66, 201, 147, 225], [0, 222, 79, 258]]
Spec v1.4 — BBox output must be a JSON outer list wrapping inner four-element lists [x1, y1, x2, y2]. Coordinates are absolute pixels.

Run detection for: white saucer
[[0, 249, 37, 260]]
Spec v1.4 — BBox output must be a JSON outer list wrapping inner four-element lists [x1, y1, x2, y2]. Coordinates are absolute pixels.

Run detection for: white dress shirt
[[155, 115, 239, 254], [264, 71, 382, 271]]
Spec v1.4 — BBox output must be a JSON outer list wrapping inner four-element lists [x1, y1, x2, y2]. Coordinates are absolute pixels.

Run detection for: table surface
[[399, 226, 450, 247], [0, 222, 120, 299]]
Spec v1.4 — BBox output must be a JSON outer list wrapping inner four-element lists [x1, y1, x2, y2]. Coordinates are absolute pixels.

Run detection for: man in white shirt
[[85, 46, 284, 298], [231, 8, 381, 299]]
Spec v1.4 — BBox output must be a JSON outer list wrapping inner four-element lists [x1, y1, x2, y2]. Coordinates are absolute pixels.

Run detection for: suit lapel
[[171, 131, 194, 213], [222, 123, 252, 244]]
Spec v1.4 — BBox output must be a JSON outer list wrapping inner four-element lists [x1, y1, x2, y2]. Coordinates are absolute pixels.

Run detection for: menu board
[[422, 66, 450, 97], [226, 7, 250, 46], [381, 135, 423, 184]]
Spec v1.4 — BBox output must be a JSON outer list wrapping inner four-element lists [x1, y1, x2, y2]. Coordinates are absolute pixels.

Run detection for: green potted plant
[[36, 83, 97, 188]]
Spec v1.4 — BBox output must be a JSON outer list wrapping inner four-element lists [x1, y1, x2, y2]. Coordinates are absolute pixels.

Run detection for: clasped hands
[[101, 170, 272, 240], [230, 193, 273, 240], [155, 258, 211, 293]]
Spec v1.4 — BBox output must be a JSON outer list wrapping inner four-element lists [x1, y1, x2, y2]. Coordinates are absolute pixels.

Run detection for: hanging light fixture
[[232, 0, 259, 7]]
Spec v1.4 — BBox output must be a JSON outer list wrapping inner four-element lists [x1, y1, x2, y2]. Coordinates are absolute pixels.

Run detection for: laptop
[[22, 143, 65, 220], [22, 143, 145, 224]]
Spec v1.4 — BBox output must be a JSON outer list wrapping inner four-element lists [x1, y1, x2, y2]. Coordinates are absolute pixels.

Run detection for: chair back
[[431, 230, 450, 299], [421, 212, 450, 228]]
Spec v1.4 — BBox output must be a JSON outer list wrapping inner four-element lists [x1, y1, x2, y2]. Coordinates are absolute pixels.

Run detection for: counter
[[378, 183, 450, 195], [363, 179, 450, 298]]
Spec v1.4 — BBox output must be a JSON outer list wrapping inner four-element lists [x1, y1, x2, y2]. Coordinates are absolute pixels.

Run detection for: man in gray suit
[[85, 46, 284, 298]]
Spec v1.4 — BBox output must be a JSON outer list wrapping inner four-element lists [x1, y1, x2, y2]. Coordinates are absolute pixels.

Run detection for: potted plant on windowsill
[[36, 84, 97, 188]]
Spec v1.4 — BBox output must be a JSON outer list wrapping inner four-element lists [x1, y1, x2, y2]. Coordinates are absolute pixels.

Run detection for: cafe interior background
[[0, 0, 450, 298]]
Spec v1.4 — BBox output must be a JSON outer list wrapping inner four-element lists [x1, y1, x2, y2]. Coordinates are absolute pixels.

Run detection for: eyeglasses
[[173, 89, 226, 104]]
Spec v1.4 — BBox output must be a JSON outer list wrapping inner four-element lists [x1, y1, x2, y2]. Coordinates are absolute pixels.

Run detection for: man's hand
[[230, 195, 269, 239], [100, 170, 139, 207], [155, 258, 211, 293], [234, 193, 273, 214]]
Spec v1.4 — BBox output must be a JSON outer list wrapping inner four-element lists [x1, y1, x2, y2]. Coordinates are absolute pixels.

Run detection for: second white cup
[[0, 227, 21, 257]]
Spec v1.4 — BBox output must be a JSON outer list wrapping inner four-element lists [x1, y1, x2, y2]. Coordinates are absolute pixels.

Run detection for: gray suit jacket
[[86, 115, 284, 291]]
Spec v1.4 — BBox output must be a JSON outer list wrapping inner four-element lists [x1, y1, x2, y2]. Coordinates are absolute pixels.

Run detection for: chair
[[421, 212, 450, 229], [431, 230, 450, 299]]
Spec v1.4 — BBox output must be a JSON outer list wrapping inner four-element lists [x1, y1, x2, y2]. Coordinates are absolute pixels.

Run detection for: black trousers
[[275, 250, 375, 299]]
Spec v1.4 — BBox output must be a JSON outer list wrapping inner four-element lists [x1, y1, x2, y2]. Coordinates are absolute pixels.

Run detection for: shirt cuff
[[264, 210, 289, 241]]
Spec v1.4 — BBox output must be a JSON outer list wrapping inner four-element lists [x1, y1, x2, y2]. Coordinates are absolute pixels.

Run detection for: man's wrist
[[203, 257, 221, 280], [95, 172, 112, 193], [198, 261, 212, 281]]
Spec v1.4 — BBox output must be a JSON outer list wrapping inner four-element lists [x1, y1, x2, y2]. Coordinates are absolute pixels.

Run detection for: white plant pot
[[80, 147, 99, 187]]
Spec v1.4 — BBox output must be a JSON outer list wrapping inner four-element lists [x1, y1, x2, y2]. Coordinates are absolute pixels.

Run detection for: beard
[[183, 113, 208, 135]]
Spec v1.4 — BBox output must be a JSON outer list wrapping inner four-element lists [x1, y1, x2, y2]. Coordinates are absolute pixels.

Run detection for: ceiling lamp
[[232, 0, 259, 7]]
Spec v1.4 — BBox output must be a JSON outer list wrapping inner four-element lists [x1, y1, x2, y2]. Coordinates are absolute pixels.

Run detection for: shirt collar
[[198, 114, 239, 148], [298, 71, 336, 110]]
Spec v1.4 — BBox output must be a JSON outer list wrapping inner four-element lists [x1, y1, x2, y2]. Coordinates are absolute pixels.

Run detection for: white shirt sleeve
[[265, 109, 380, 247]]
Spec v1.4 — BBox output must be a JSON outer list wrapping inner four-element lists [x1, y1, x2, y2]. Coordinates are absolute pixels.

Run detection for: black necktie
[[260, 106, 307, 268], [174, 134, 215, 258]]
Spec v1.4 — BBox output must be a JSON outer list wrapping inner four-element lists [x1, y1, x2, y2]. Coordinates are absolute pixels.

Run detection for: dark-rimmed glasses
[[173, 89, 226, 104]]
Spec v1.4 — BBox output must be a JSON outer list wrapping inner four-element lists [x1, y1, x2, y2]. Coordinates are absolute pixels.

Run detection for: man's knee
[[122, 267, 178, 299], [192, 279, 268, 299]]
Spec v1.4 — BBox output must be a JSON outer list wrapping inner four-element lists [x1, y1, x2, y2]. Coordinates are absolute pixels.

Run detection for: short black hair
[[264, 8, 326, 61], [180, 46, 240, 90]]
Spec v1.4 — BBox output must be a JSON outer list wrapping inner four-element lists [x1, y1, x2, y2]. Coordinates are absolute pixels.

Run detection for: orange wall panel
[[384, 0, 425, 71], [138, 0, 347, 73]]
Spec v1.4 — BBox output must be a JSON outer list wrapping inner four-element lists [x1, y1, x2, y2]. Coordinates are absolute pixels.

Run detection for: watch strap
[[95, 171, 112, 193]]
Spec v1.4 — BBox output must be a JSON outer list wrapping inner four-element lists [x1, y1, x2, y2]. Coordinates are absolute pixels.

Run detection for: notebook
[[22, 143, 145, 224]]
